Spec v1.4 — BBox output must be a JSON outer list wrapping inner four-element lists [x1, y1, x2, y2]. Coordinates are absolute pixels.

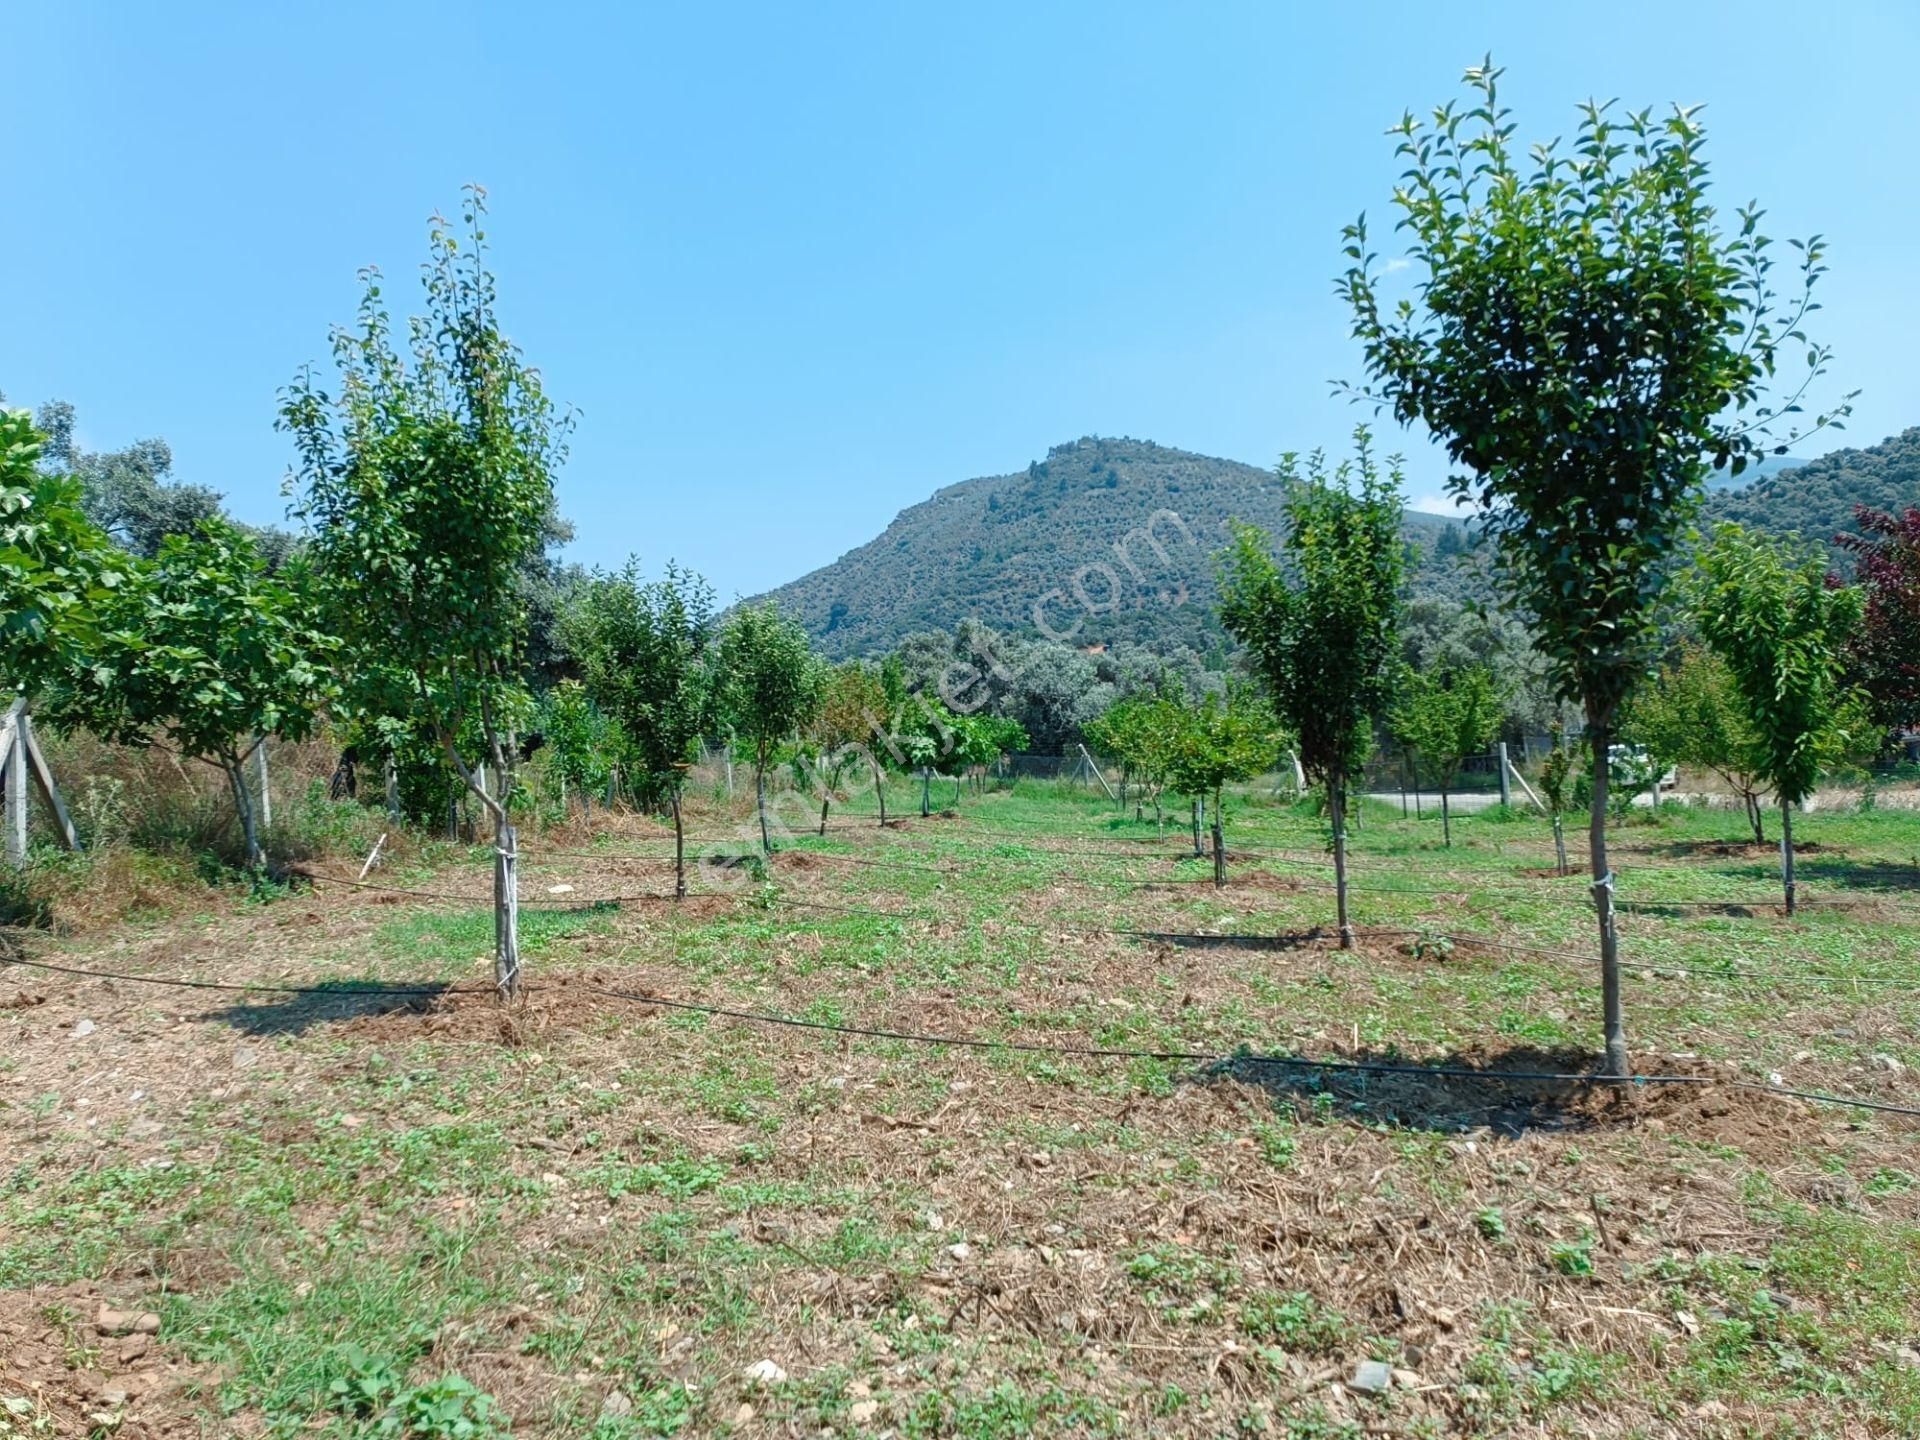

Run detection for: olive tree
[[565, 561, 715, 895], [1692, 525, 1866, 912], [1338, 61, 1849, 1073], [1388, 662, 1503, 846], [281, 188, 569, 994], [715, 601, 824, 853], [1220, 433, 1405, 946]]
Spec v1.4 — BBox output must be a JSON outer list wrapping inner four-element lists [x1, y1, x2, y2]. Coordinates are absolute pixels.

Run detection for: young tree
[[1837, 505, 1920, 738], [538, 679, 614, 817], [46, 520, 333, 868], [1388, 662, 1503, 846], [1692, 525, 1867, 912], [1220, 433, 1405, 946], [1163, 689, 1282, 887], [949, 712, 1028, 803], [715, 601, 824, 853], [1537, 728, 1583, 876], [281, 188, 570, 994], [1085, 692, 1183, 832], [803, 662, 889, 834], [1622, 643, 1770, 843], [1338, 61, 1849, 1074], [565, 561, 716, 895], [866, 654, 911, 824]]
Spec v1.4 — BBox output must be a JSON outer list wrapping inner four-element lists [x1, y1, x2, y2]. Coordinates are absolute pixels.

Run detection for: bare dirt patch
[[332, 970, 660, 1045], [0, 1285, 209, 1439]]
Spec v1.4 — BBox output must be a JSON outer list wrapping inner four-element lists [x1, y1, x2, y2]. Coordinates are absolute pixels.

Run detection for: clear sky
[[6, 1, 1916, 600]]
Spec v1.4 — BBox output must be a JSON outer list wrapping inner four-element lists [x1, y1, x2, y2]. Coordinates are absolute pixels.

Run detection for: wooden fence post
[[3, 700, 24, 868], [20, 713, 78, 851]]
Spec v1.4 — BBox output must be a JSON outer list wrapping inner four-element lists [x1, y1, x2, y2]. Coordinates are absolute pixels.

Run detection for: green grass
[[5, 780, 1918, 1436]]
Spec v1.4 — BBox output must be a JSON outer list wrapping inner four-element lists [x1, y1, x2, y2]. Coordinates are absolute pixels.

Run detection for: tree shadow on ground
[[201, 981, 454, 1037], [1791, 857, 1920, 893], [1193, 1044, 1664, 1137], [1148, 928, 1335, 953]]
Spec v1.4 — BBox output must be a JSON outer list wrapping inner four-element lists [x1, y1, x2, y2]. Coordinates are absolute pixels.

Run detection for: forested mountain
[[761, 429, 1920, 661], [757, 436, 1475, 660], [1706, 428, 1920, 568]]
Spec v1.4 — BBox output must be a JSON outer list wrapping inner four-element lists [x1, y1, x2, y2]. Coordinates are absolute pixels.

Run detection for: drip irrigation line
[[298, 871, 684, 910], [1, 952, 484, 998], [5, 950, 1915, 1119]]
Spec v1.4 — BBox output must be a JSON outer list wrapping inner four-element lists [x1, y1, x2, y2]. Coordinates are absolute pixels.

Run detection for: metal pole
[[1497, 742, 1511, 809]]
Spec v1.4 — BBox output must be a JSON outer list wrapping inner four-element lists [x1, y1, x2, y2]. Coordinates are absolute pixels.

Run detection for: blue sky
[[6, 2, 1915, 600]]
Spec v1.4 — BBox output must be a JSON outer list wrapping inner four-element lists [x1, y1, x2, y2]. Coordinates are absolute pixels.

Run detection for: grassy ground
[[3, 780, 1918, 1438]]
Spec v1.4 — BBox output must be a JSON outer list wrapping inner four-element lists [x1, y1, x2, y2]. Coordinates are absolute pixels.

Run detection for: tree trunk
[[1211, 806, 1225, 889], [1552, 811, 1568, 876], [724, 743, 734, 798], [224, 757, 265, 870], [1332, 779, 1352, 949], [1746, 791, 1766, 846], [671, 789, 686, 900], [1440, 787, 1452, 847], [494, 814, 521, 997], [1588, 728, 1629, 1077], [921, 767, 931, 817], [1190, 797, 1203, 858], [384, 753, 400, 820], [819, 794, 830, 837], [1780, 801, 1797, 915], [756, 760, 771, 855], [874, 765, 887, 825]]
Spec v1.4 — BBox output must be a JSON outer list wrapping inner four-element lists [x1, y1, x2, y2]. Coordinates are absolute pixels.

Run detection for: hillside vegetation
[[1708, 428, 1920, 567], [763, 429, 1920, 659], [756, 437, 1473, 659]]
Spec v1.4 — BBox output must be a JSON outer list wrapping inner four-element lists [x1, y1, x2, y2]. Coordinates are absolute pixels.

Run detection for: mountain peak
[[755, 440, 1462, 658]]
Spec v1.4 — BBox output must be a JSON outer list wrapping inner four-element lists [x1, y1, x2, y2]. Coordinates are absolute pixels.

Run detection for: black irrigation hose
[[2, 952, 486, 998], [5, 949, 1916, 1119]]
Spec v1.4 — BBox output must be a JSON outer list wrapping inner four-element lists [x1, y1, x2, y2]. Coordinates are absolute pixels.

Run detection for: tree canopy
[[280, 186, 569, 992], [1220, 432, 1405, 945], [43, 519, 334, 867], [1, 408, 129, 698], [1837, 505, 1920, 735], [1336, 58, 1850, 1075]]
